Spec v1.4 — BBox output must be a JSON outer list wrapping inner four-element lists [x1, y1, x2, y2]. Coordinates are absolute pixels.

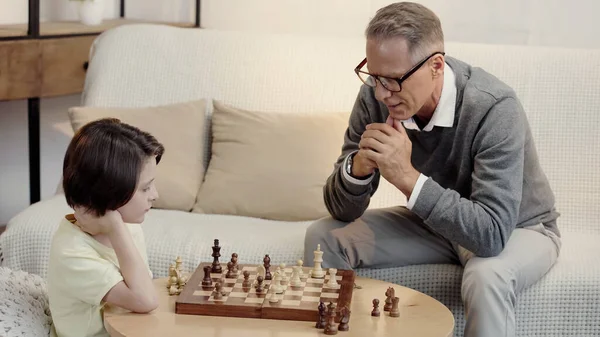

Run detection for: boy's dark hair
[[63, 118, 165, 216]]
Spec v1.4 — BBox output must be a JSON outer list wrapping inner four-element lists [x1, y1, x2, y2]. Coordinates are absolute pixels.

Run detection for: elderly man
[[304, 2, 561, 336]]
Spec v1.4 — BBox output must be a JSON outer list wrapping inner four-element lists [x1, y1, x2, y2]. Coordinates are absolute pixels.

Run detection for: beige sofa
[[1, 25, 600, 336]]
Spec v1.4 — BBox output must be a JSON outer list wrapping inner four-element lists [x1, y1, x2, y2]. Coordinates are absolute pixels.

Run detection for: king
[[311, 244, 326, 278]]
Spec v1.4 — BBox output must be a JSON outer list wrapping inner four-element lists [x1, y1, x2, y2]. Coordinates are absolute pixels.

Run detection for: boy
[[48, 118, 164, 337]]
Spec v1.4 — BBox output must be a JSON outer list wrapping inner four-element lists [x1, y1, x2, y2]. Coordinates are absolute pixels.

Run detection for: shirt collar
[[402, 62, 456, 132]]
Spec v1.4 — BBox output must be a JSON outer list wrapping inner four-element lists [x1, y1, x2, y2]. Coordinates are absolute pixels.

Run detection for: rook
[[201, 265, 212, 287], [390, 296, 400, 317]]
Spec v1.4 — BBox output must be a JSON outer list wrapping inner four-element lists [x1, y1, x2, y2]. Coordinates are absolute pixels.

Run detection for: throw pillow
[[192, 100, 350, 221], [68, 99, 207, 212]]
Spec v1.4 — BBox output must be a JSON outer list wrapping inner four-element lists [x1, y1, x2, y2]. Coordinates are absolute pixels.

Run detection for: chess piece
[[271, 272, 284, 294], [202, 265, 213, 287], [226, 261, 235, 278], [311, 244, 326, 278], [213, 281, 224, 300], [325, 268, 339, 289], [231, 253, 239, 274], [338, 305, 350, 331], [384, 287, 395, 311], [390, 296, 400, 317], [268, 285, 280, 303], [297, 259, 307, 281], [316, 301, 326, 329], [167, 264, 177, 289], [255, 275, 264, 293], [264, 254, 272, 280], [371, 298, 381, 317], [324, 302, 338, 335], [279, 263, 289, 284], [242, 270, 251, 289], [290, 266, 302, 287], [211, 239, 222, 273]]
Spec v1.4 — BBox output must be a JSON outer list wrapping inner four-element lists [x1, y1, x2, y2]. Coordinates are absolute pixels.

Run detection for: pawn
[[371, 298, 381, 317], [255, 275, 264, 294], [201, 265, 212, 287], [390, 296, 400, 317], [316, 301, 326, 329], [242, 270, 251, 289], [213, 281, 224, 300], [226, 261, 235, 278]]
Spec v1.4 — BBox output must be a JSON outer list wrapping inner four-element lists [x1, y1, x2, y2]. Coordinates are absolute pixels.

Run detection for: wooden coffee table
[[104, 276, 454, 337]]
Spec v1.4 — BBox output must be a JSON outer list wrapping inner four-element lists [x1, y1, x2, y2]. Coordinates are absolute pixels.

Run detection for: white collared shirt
[[342, 63, 457, 209]]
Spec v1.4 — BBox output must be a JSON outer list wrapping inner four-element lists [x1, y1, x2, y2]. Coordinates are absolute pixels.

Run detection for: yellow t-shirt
[[47, 214, 153, 337]]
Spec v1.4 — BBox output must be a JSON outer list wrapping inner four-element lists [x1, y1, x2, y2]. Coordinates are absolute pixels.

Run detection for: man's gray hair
[[366, 2, 444, 62]]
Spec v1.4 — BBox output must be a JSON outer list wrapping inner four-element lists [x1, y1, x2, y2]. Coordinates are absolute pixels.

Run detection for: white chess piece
[[325, 268, 339, 289], [297, 259, 307, 281], [311, 244, 326, 278], [271, 273, 284, 294], [268, 286, 280, 303], [279, 263, 289, 284], [290, 266, 302, 287]]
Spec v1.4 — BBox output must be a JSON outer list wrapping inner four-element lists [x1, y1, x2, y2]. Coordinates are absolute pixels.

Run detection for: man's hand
[[359, 116, 420, 197], [73, 206, 123, 235], [351, 150, 378, 177]]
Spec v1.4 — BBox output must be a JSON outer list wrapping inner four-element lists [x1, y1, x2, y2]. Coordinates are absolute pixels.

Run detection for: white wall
[[2, 0, 600, 224]]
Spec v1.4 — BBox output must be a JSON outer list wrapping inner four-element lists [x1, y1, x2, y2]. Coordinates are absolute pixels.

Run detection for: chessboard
[[175, 262, 355, 322]]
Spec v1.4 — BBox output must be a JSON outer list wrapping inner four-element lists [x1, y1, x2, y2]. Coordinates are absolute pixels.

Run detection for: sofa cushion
[[192, 100, 349, 221], [68, 100, 207, 212]]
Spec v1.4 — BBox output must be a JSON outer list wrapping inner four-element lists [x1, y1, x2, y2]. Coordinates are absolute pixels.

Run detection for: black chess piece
[[231, 253, 239, 273], [263, 254, 272, 280], [213, 281, 224, 300], [324, 302, 338, 335], [384, 286, 394, 311], [316, 301, 326, 329], [242, 270, 251, 289], [390, 296, 400, 317], [201, 265, 212, 287], [338, 305, 350, 331], [225, 261, 234, 278], [371, 298, 381, 317], [256, 275, 265, 293], [211, 239, 222, 273]]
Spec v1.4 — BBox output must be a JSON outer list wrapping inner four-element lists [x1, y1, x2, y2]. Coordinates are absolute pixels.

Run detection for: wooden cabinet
[[41, 36, 95, 97], [0, 40, 41, 101]]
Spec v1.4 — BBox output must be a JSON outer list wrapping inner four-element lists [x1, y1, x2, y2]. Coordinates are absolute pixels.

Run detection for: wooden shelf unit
[[0, 0, 201, 204], [0, 19, 196, 39]]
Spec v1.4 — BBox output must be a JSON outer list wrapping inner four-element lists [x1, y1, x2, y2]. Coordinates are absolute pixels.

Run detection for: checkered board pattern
[[175, 263, 355, 321]]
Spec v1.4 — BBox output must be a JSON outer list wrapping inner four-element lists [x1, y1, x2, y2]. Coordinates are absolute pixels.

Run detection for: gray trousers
[[304, 206, 561, 337]]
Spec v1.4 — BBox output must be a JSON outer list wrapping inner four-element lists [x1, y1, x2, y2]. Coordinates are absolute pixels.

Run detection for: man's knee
[[461, 259, 517, 303]]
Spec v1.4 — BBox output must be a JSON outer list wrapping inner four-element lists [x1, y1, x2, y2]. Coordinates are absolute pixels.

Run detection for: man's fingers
[[393, 119, 408, 135], [362, 129, 392, 144], [365, 123, 396, 136], [362, 149, 382, 163], [359, 137, 387, 154]]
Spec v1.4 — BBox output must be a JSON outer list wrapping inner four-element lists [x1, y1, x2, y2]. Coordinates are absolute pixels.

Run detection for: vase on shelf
[[77, 0, 104, 26]]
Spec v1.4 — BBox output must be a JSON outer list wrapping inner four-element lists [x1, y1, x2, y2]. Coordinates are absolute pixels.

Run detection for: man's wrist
[[393, 169, 421, 198]]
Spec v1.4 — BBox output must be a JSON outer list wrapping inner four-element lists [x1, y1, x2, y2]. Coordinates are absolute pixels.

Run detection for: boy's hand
[[73, 207, 123, 235]]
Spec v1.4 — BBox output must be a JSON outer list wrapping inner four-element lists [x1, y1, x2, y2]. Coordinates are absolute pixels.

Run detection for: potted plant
[[70, 0, 104, 26]]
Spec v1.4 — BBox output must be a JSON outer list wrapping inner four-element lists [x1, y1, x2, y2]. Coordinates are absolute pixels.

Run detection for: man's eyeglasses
[[354, 51, 445, 92]]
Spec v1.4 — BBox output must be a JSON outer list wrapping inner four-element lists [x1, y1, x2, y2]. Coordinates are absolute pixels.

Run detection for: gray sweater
[[324, 56, 560, 257]]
